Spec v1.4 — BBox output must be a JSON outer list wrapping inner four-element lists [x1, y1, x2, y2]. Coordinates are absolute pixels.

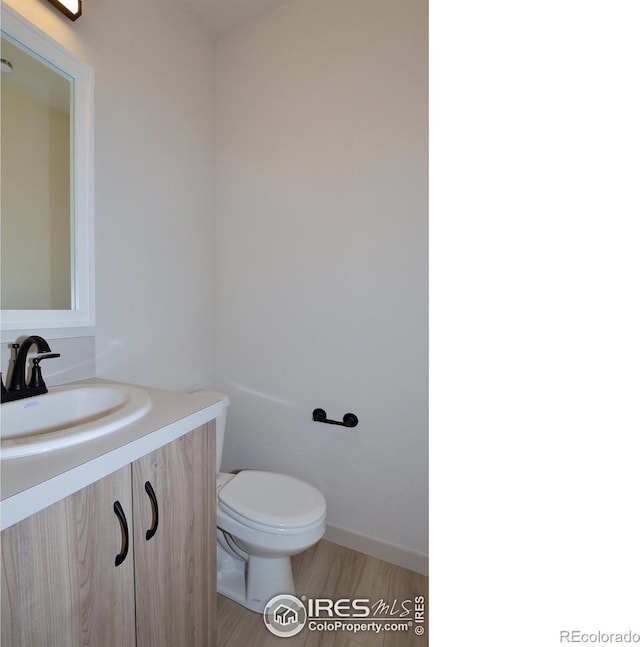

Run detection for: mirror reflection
[[1, 34, 73, 310]]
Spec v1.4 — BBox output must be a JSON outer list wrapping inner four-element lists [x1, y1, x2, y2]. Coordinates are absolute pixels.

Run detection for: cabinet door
[[132, 422, 217, 647], [1, 465, 136, 646]]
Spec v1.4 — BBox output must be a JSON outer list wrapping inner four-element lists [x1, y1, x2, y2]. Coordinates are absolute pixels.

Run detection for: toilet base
[[217, 544, 295, 614]]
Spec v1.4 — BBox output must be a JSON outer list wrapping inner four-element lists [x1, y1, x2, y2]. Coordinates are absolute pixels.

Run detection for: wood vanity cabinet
[[1, 421, 216, 647]]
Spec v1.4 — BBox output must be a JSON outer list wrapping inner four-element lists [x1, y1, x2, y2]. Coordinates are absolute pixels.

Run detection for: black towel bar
[[312, 408, 358, 428]]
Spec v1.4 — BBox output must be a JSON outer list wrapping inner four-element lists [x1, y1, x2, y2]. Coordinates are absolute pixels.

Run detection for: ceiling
[[176, 0, 292, 41]]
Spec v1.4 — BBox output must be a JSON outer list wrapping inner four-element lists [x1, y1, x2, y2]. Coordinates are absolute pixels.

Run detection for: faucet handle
[[35, 353, 61, 360], [28, 354, 61, 390]]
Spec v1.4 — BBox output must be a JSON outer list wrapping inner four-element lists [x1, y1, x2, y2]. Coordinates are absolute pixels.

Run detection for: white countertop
[[1, 379, 229, 531]]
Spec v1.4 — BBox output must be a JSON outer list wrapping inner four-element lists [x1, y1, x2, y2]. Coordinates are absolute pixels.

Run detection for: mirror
[[1, 35, 72, 310], [1, 5, 94, 332]]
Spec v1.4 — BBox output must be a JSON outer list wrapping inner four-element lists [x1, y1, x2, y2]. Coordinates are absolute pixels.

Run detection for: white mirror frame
[[1, 4, 94, 335]]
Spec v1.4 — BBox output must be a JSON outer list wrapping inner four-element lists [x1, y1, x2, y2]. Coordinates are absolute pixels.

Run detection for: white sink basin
[[1, 384, 152, 459]]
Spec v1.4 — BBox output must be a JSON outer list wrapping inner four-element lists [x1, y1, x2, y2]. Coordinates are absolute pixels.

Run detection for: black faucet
[[1, 336, 60, 403]]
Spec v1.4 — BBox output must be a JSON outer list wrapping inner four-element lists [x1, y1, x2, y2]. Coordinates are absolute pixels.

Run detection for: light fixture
[[47, 0, 82, 21]]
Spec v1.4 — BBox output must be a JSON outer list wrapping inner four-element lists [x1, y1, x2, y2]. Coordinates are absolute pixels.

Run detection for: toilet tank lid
[[218, 470, 326, 529]]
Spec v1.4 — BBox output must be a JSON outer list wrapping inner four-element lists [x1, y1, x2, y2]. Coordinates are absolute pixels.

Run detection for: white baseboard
[[323, 523, 428, 576]]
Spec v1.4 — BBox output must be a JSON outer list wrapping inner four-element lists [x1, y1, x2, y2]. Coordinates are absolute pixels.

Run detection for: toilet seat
[[218, 470, 326, 531]]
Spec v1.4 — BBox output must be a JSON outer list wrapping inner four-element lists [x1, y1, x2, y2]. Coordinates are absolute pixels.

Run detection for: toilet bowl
[[212, 402, 326, 613], [217, 470, 326, 613]]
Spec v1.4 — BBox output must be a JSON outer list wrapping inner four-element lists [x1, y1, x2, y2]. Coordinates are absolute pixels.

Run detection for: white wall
[[214, 0, 428, 560], [4, 0, 218, 392]]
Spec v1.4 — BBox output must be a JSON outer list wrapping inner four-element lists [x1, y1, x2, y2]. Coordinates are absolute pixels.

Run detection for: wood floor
[[217, 539, 428, 646]]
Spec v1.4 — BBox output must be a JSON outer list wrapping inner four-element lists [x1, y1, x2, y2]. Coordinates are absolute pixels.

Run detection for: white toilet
[[215, 403, 326, 613]]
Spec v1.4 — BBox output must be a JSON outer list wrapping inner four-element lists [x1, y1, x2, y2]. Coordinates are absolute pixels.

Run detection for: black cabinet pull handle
[[144, 481, 159, 541], [113, 500, 129, 567], [312, 408, 359, 428]]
